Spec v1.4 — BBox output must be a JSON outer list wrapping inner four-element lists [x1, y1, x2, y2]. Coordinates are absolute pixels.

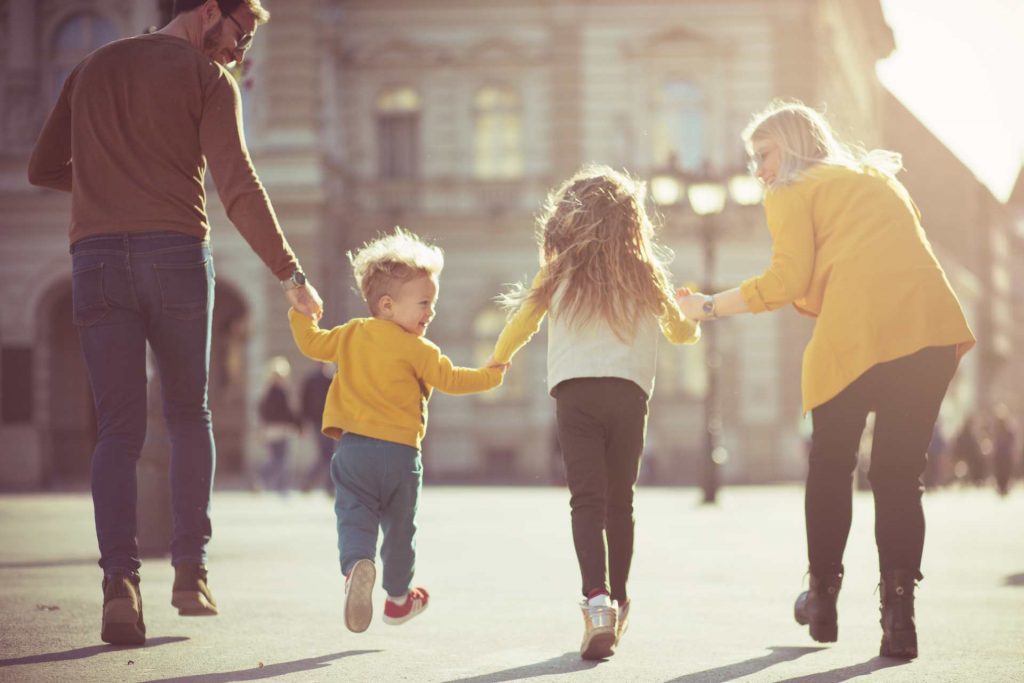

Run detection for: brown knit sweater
[[28, 33, 298, 279]]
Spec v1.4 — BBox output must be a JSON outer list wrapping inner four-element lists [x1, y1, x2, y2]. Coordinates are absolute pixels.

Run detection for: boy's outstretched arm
[[288, 308, 344, 362], [419, 344, 504, 396]]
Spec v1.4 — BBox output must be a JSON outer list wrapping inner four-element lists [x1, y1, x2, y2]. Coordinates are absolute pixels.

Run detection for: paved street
[[1, 485, 1022, 682]]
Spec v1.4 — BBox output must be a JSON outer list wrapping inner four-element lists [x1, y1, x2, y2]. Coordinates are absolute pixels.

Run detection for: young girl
[[678, 100, 975, 659], [490, 165, 701, 660]]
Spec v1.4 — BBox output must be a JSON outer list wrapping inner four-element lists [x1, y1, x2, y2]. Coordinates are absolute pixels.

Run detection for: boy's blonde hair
[[742, 99, 902, 189], [501, 165, 679, 342], [348, 227, 444, 315]]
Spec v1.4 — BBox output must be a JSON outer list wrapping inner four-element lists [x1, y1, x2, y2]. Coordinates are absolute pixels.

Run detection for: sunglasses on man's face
[[222, 11, 254, 51]]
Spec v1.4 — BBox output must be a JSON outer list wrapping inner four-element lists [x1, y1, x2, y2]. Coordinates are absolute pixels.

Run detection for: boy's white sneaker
[[344, 559, 375, 633]]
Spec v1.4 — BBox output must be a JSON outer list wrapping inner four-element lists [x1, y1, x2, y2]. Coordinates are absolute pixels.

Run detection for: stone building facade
[[0, 0, 1008, 488]]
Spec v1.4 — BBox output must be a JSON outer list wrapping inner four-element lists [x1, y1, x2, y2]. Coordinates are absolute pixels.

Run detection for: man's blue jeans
[[331, 433, 422, 597], [71, 232, 216, 574]]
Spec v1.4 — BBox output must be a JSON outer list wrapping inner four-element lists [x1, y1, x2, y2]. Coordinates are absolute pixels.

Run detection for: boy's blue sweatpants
[[331, 433, 422, 597]]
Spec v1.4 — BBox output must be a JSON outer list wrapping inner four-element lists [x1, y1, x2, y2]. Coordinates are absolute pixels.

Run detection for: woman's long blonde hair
[[500, 165, 679, 341], [743, 99, 903, 189]]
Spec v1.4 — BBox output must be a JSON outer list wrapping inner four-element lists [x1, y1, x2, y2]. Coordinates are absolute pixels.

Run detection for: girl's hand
[[484, 355, 511, 372], [676, 286, 693, 298]]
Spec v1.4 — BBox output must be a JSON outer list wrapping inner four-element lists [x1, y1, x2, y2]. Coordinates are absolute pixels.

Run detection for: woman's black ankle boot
[[794, 572, 843, 643], [879, 570, 918, 659]]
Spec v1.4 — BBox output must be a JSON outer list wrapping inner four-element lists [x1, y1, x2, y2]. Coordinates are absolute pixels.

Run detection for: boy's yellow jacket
[[289, 309, 503, 448]]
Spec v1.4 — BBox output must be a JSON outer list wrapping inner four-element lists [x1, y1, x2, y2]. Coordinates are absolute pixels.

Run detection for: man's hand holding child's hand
[[287, 283, 324, 321]]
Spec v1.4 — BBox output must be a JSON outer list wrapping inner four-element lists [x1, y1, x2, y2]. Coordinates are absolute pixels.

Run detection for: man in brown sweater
[[28, 0, 322, 646]]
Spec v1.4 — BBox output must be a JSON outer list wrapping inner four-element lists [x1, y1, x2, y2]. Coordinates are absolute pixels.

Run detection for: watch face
[[293, 271, 306, 286], [702, 299, 714, 314]]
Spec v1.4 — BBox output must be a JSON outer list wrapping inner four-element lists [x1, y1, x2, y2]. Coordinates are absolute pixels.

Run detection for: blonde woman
[[491, 165, 701, 660], [677, 101, 975, 659]]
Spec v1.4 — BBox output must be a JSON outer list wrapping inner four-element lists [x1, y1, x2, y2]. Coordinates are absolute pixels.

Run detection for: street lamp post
[[651, 161, 763, 504]]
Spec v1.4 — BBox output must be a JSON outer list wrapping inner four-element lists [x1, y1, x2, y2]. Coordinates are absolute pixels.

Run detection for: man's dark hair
[[173, 0, 224, 17], [172, 0, 269, 23]]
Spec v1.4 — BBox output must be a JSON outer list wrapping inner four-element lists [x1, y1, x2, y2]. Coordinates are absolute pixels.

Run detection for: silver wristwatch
[[280, 270, 307, 291], [701, 294, 718, 319]]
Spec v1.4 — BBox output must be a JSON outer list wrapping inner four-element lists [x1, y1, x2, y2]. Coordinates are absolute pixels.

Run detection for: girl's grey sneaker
[[344, 559, 376, 633], [579, 595, 617, 660], [615, 599, 630, 645], [101, 571, 146, 645]]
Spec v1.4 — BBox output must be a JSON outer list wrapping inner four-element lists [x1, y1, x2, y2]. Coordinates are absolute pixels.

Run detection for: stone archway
[[42, 281, 94, 485], [209, 281, 249, 476], [37, 278, 250, 486]]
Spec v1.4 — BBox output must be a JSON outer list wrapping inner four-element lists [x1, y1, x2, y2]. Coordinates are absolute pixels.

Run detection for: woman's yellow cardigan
[[738, 165, 975, 413]]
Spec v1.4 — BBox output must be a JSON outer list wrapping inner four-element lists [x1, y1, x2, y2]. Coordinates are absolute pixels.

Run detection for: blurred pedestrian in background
[[923, 421, 947, 490], [258, 356, 300, 493], [991, 405, 1017, 497], [953, 415, 985, 486], [300, 362, 336, 495]]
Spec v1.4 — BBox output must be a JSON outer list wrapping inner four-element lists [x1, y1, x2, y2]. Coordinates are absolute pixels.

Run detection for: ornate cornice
[[622, 25, 729, 61]]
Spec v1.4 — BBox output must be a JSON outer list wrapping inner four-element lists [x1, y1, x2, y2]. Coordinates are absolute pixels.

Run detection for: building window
[[51, 13, 119, 100], [653, 81, 705, 171], [474, 305, 525, 402], [474, 86, 523, 180], [376, 87, 421, 179], [2, 347, 33, 424]]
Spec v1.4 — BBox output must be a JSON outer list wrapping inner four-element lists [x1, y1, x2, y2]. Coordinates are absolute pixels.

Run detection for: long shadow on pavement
[[441, 651, 599, 682], [140, 650, 381, 682], [773, 656, 908, 682], [662, 646, 824, 682], [0, 636, 189, 667]]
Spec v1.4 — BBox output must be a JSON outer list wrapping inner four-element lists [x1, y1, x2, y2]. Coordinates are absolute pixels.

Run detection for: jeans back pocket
[[71, 263, 111, 327], [154, 259, 212, 320]]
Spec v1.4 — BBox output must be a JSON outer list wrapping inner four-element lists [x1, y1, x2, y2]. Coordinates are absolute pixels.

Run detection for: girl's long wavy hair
[[743, 99, 903, 189], [500, 165, 679, 342]]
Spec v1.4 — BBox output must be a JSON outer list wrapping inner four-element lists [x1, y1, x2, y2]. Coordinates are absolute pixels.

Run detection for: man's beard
[[202, 20, 224, 59]]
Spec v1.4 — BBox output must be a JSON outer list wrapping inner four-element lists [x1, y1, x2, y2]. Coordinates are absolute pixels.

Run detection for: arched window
[[474, 86, 523, 180], [653, 80, 705, 171], [376, 87, 421, 179], [51, 13, 120, 99]]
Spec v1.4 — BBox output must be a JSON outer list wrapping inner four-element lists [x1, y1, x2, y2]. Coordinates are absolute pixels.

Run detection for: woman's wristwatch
[[702, 294, 718, 319], [280, 270, 307, 291]]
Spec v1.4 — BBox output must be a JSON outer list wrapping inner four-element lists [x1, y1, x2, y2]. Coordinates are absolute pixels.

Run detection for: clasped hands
[[675, 286, 715, 322]]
